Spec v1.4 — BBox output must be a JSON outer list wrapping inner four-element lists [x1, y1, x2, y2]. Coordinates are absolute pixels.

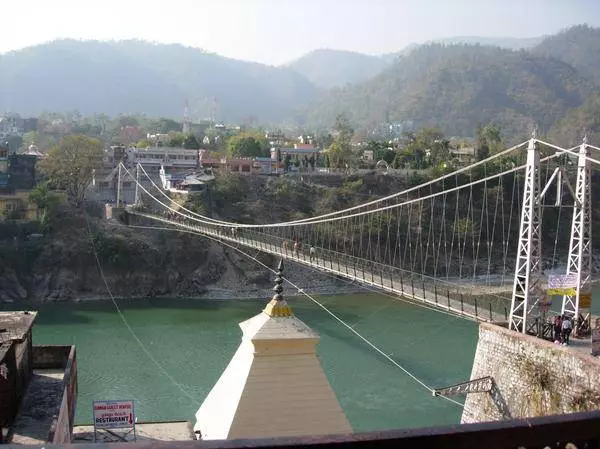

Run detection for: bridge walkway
[[128, 211, 510, 323]]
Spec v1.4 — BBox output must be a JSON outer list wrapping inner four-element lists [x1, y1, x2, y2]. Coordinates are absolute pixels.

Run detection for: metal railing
[[128, 211, 511, 323]]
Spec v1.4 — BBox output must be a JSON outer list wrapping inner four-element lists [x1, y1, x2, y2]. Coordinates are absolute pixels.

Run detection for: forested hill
[[305, 43, 597, 138], [286, 49, 389, 89], [532, 25, 600, 87], [0, 39, 317, 123]]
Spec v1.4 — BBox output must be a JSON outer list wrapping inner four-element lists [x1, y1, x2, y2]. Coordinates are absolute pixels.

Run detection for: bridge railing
[[198, 221, 510, 323], [128, 211, 510, 322]]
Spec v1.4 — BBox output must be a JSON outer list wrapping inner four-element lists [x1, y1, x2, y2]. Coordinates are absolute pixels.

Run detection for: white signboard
[[93, 400, 135, 430], [547, 274, 578, 296]]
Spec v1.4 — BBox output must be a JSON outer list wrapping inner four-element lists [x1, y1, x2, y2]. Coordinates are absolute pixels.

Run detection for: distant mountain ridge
[[288, 36, 544, 88], [1, 26, 599, 142], [305, 42, 597, 138], [0, 39, 317, 123], [284, 49, 387, 89]]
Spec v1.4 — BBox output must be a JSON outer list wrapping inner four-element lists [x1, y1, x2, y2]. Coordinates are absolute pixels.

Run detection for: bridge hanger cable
[[118, 222, 466, 409], [83, 215, 200, 405], [124, 152, 562, 229], [131, 141, 531, 228], [128, 196, 514, 303]]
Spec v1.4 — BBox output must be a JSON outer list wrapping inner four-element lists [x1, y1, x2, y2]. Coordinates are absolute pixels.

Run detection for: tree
[[227, 132, 268, 158], [183, 133, 200, 149], [327, 115, 355, 169], [40, 135, 104, 208], [168, 132, 185, 147], [476, 123, 502, 160], [28, 181, 62, 231]]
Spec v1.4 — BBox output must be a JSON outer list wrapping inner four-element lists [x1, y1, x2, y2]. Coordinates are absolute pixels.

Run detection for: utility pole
[[562, 136, 592, 333], [116, 164, 122, 208], [509, 134, 542, 333]]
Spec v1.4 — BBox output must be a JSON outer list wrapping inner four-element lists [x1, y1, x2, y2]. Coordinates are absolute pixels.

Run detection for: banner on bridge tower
[[547, 274, 578, 296]]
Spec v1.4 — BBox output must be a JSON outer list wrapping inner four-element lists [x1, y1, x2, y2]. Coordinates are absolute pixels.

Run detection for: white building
[[125, 147, 198, 170], [194, 261, 351, 440]]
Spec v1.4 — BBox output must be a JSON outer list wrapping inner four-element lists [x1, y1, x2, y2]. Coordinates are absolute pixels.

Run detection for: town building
[[450, 147, 476, 165], [159, 165, 215, 193], [8, 155, 37, 190], [119, 126, 143, 146], [0, 311, 77, 444], [0, 191, 39, 221], [195, 261, 351, 440], [125, 147, 199, 172]]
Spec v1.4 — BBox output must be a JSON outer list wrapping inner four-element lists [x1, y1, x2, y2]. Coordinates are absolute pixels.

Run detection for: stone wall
[[462, 323, 600, 423]]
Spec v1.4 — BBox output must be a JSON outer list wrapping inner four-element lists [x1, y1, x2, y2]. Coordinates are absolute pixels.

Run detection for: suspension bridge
[[115, 135, 597, 339]]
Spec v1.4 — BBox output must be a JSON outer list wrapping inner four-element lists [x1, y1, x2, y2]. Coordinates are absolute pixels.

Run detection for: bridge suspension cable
[[127, 140, 531, 228], [120, 222, 466, 409], [126, 149, 563, 229]]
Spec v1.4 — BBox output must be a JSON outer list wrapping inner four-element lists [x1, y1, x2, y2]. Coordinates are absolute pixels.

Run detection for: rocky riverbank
[[0, 215, 360, 304]]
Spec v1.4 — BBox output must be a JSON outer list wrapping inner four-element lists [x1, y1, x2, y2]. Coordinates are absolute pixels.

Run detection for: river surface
[[8, 290, 599, 432]]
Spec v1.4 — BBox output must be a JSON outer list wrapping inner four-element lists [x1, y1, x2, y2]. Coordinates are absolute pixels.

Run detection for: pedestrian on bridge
[[283, 240, 289, 254], [293, 241, 299, 258], [310, 246, 316, 262], [562, 315, 573, 345], [553, 315, 563, 343]]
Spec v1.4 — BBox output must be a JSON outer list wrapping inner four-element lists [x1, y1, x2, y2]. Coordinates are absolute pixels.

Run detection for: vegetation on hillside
[[0, 39, 316, 122], [40, 135, 104, 207], [287, 49, 389, 88], [532, 25, 600, 86], [306, 43, 596, 139]]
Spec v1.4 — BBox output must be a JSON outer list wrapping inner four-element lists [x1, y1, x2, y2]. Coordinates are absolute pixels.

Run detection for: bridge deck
[[128, 211, 510, 323]]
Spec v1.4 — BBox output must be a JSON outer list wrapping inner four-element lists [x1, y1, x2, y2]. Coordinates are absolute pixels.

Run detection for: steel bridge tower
[[561, 137, 592, 330], [509, 137, 542, 333]]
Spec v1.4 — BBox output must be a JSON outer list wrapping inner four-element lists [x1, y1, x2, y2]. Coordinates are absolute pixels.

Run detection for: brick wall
[[462, 323, 600, 423]]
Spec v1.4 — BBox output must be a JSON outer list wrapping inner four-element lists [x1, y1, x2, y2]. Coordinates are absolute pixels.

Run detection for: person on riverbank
[[562, 315, 573, 345], [553, 315, 563, 343]]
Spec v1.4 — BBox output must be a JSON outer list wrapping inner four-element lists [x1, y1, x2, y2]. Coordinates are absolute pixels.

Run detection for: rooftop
[[0, 311, 37, 344]]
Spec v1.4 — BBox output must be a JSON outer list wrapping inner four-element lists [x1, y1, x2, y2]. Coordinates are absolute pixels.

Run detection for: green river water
[[5, 291, 599, 432]]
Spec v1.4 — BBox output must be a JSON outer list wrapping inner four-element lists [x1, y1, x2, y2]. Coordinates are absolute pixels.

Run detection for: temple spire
[[263, 259, 292, 317]]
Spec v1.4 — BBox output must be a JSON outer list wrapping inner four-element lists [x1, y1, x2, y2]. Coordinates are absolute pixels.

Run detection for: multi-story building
[[125, 147, 199, 171]]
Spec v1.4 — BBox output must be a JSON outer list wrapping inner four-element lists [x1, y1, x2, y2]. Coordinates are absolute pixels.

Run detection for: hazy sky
[[2, 0, 599, 65]]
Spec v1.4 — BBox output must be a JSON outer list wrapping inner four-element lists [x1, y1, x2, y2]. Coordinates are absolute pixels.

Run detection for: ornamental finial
[[272, 259, 284, 302], [531, 125, 537, 140]]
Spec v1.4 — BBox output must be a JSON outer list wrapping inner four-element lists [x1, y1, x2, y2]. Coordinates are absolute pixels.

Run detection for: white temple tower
[[194, 260, 352, 440]]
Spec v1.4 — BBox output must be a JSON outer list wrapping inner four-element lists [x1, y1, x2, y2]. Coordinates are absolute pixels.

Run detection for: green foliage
[[476, 123, 503, 160], [327, 115, 355, 169], [168, 132, 185, 147], [184, 193, 206, 215], [532, 24, 600, 87], [183, 133, 200, 149], [0, 39, 316, 122], [273, 178, 312, 214], [227, 132, 268, 158], [211, 176, 246, 209], [549, 92, 600, 146], [39, 135, 104, 207], [306, 42, 595, 139], [364, 141, 395, 165], [92, 232, 155, 270], [28, 182, 63, 232]]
